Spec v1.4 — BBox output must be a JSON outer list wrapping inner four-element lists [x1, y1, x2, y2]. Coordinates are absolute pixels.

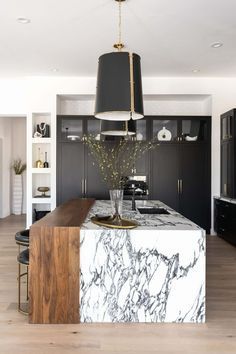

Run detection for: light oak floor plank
[[0, 215, 236, 354]]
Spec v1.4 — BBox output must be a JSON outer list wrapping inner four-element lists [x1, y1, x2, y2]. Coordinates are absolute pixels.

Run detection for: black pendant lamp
[[95, 0, 144, 122]]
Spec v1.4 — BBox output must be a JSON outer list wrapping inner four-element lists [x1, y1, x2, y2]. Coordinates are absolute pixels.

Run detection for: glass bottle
[[43, 152, 49, 168], [35, 148, 43, 168]]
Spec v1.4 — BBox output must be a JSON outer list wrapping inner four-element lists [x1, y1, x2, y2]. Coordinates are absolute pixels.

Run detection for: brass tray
[[91, 215, 138, 229]]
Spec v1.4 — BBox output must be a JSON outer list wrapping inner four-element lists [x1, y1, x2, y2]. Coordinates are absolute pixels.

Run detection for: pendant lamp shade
[[95, 52, 144, 121], [100, 119, 136, 136]]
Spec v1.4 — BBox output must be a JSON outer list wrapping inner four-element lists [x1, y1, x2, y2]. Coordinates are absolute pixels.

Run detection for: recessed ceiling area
[[0, 0, 236, 77]]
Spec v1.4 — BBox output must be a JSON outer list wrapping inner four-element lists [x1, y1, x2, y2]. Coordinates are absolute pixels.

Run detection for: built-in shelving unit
[[27, 112, 55, 226]]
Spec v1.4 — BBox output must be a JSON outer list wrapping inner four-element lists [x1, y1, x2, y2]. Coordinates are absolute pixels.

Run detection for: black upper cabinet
[[150, 116, 209, 143], [221, 110, 234, 141], [220, 109, 236, 198]]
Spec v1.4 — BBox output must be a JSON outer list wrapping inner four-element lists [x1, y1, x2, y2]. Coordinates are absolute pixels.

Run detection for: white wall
[[0, 139, 2, 217], [11, 117, 27, 213], [0, 118, 12, 217], [0, 76, 236, 228], [0, 117, 26, 218]]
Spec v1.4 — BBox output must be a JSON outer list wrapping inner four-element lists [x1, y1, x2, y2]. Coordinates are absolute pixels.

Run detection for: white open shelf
[[32, 198, 52, 204], [32, 168, 51, 174], [32, 138, 52, 144], [27, 110, 56, 227]]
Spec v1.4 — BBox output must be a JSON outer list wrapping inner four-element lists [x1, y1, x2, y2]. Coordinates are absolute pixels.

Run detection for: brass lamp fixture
[[95, 0, 144, 123]]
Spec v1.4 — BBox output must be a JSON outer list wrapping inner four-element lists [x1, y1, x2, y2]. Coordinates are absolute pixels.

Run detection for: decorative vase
[[12, 174, 23, 215], [109, 189, 124, 224]]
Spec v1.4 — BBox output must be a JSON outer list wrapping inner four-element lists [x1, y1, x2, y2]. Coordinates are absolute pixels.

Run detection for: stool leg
[[26, 266, 29, 301], [18, 262, 21, 312], [17, 263, 28, 315]]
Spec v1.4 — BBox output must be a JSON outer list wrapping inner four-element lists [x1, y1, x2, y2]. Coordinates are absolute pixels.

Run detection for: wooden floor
[[0, 215, 236, 354]]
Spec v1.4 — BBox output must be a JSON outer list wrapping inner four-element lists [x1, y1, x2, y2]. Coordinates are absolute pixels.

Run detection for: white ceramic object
[[12, 174, 22, 215], [33, 131, 42, 138], [67, 135, 80, 141], [185, 135, 197, 141], [136, 133, 143, 141], [157, 127, 172, 141]]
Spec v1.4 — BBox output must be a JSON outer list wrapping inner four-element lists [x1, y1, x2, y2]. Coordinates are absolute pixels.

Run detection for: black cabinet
[[180, 144, 210, 230], [220, 109, 236, 198], [57, 142, 84, 204], [214, 198, 236, 246], [150, 142, 211, 232], [84, 145, 109, 199], [57, 115, 211, 233], [151, 144, 180, 211], [221, 141, 234, 198], [221, 110, 234, 141], [57, 116, 109, 204], [150, 116, 211, 232]]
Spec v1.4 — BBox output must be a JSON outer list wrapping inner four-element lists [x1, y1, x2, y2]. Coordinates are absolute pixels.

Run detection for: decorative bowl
[[185, 135, 197, 141], [37, 186, 50, 197]]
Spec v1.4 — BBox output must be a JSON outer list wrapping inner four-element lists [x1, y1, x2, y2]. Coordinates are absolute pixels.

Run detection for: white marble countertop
[[81, 200, 203, 231]]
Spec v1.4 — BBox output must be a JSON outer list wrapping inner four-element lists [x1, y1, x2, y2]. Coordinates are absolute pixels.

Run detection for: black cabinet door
[[221, 110, 234, 141], [180, 144, 210, 232], [221, 141, 234, 198], [150, 144, 180, 211], [57, 142, 84, 205], [134, 150, 149, 175], [214, 199, 236, 246], [85, 146, 109, 199]]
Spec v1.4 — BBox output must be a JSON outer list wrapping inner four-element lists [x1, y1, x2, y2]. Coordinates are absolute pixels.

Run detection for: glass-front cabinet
[[152, 118, 178, 141], [59, 116, 84, 142], [221, 110, 234, 141], [151, 116, 210, 143], [87, 118, 101, 139], [135, 119, 147, 141], [181, 118, 208, 142]]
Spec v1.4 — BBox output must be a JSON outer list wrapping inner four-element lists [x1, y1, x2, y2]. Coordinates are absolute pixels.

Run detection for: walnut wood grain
[[29, 198, 94, 324]]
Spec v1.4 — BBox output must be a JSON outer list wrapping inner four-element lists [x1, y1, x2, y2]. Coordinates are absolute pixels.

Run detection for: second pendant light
[[100, 119, 136, 136]]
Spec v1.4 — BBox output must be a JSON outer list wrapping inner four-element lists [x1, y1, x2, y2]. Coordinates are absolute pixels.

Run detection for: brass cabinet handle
[[177, 179, 180, 194], [84, 178, 87, 195], [180, 179, 183, 194], [81, 179, 84, 195], [224, 183, 227, 195]]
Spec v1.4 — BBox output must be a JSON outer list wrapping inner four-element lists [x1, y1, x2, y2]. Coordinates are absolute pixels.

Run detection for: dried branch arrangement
[[85, 136, 156, 189], [12, 158, 27, 175]]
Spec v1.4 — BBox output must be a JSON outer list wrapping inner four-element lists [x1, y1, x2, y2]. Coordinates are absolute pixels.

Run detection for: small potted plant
[[12, 158, 26, 215]]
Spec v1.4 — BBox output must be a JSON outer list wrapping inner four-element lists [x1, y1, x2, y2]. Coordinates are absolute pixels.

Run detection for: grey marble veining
[[80, 200, 205, 323]]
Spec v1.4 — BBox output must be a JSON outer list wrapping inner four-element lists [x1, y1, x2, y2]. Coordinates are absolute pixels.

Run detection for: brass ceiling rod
[[113, 0, 126, 51]]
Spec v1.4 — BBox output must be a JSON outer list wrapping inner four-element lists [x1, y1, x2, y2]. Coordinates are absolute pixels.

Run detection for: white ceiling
[[1, 0, 236, 77]]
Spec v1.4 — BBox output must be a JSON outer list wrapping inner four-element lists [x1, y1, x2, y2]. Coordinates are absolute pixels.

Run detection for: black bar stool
[[15, 229, 29, 315]]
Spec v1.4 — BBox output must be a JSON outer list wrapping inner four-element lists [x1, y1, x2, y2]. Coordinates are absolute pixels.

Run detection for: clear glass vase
[[109, 189, 124, 223]]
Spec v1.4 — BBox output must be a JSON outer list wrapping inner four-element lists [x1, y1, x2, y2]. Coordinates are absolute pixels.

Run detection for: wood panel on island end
[[29, 198, 94, 324]]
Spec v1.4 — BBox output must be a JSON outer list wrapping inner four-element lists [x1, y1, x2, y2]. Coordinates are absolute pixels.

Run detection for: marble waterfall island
[[80, 200, 205, 323]]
